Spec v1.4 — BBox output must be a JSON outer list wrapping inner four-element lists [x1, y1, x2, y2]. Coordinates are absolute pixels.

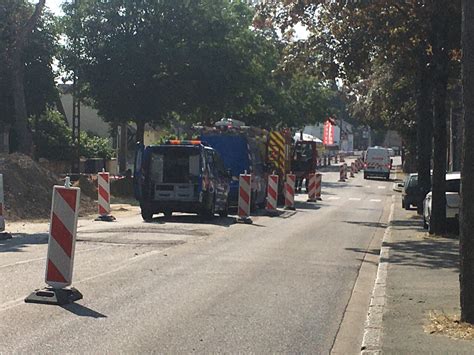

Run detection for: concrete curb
[[360, 195, 395, 354]]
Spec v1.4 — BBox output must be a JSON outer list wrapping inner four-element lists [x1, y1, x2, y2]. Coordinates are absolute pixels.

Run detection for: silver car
[[423, 172, 461, 231]]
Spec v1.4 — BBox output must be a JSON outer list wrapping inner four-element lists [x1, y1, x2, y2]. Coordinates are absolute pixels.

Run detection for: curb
[[360, 195, 395, 354]]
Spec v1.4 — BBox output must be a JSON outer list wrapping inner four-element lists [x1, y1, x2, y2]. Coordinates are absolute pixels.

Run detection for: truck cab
[[134, 140, 230, 221]]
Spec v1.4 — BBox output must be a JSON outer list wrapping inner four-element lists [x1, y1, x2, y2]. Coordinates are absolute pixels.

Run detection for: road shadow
[[146, 214, 235, 227], [0, 233, 49, 253], [295, 201, 321, 210], [345, 221, 388, 229], [61, 303, 107, 318], [381, 238, 459, 271]]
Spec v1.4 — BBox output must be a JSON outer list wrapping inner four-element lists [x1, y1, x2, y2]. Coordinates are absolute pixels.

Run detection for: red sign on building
[[323, 119, 335, 145]]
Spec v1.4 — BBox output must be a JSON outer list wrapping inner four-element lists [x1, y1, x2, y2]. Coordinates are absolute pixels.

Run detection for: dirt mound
[[0, 153, 96, 221]]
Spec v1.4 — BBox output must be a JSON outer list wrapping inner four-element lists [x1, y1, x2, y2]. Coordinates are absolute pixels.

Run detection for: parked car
[[402, 173, 419, 209], [364, 146, 391, 180], [423, 172, 461, 230], [133, 140, 230, 221]]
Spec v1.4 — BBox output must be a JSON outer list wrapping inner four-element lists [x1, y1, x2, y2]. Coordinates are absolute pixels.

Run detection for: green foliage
[[0, 2, 59, 125], [31, 108, 114, 160]]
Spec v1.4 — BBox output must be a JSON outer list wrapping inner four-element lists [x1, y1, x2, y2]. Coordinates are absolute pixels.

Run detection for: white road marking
[[327, 197, 341, 200], [370, 199, 382, 202], [349, 198, 362, 201], [365, 185, 372, 188], [377, 186, 387, 189]]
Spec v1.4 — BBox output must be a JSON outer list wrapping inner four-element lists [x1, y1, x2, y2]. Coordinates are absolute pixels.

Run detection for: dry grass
[[425, 311, 474, 340]]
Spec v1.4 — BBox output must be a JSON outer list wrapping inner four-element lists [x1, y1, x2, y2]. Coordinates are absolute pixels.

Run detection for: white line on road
[[377, 186, 387, 189], [327, 197, 341, 200], [370, 199, 382, 202], [349, 198, 362, 201]]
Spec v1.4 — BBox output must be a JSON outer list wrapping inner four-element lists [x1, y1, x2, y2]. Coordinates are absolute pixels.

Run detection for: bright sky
[[45, 0, 64, 15]]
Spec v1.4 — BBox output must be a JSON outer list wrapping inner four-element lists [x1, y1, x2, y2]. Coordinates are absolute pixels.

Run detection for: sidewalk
[[364, 192, 474, 353]]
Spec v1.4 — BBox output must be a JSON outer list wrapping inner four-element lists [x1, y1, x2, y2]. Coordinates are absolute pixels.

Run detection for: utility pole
[[71, 0, 81, 174]]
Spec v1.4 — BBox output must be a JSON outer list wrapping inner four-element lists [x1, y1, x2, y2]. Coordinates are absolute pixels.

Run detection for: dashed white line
[[370, 199, 382, 202], [327, 197, 341, 200], [349, 198, 362, 201], [377, 186, 387, 189]]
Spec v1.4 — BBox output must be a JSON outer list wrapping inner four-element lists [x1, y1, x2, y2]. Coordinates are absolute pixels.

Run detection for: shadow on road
[[146, 214, 235, 227], [0, 233, 49, 253], [381, 238, 459, 271], [345, 221, 388, 229], [61, 303, 107, 318]]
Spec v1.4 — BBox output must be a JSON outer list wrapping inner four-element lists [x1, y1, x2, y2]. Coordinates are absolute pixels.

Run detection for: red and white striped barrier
[[350, 163, 355, 178], [315, 173, 322, 200], [344, 163, 348, 180], [238, 173, 252, 223], [339, 164, 346, 182], [25, 178, 83, 305], [285, 173, 296, 210], [45, 183, 80, 288], [97, 171, 115, 221], [0, 174, 5, 232], [307, 173, 317, 202], [0, 174, 10, 240], [266, 174, 279, 212]]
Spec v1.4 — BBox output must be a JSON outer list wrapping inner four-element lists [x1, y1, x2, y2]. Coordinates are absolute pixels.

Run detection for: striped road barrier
[[25, 177, 83, 305]]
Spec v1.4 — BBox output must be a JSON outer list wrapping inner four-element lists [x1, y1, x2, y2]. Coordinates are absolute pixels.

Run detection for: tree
[[460, 0, 474, 324], [257, 1, 461, 231], [7, 0, 46, 154]]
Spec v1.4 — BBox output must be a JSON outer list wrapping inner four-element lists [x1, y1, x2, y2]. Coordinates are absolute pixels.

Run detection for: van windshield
[[150, 147, 201, 184]]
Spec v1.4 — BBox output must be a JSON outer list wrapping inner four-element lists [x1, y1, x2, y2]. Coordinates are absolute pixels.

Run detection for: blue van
[[134, 141, 230, 221], [200, 133, 267, 209]]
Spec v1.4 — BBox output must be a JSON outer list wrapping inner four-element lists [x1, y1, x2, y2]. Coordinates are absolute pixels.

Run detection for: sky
[[45, 0, 63, 15]]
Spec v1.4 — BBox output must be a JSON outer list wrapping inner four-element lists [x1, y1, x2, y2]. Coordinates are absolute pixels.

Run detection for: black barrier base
[[95, 215, 116, 222], [236, 217, 253, 224], [284, 206, 296, 211], [307, 199, 317, 203], [25, 287, 83, 306], [0, 232, 12, 241]]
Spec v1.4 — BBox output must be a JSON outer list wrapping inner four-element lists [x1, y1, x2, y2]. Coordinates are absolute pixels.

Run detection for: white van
[[364, 147, 391, 180]]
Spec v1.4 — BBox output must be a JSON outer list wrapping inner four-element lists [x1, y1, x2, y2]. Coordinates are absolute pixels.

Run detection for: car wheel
[[141, 208, 153, 222], [219, 202, 229, 218], [404, 201, 410, 210], [386, 174, 390, 181], [364, 173, 367, 179], [200, 194, 215, 219], [402, 199, 405, 208], [423, 215, 428, 229]]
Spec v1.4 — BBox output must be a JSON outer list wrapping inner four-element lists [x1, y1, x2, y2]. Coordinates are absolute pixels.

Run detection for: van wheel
[[200, 194, 215, 219], [219, 202, 229, 218], [141, 209, 153, 222]]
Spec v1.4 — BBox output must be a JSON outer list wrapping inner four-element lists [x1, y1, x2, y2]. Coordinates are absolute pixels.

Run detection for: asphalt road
[[0, 159, 395, 353]]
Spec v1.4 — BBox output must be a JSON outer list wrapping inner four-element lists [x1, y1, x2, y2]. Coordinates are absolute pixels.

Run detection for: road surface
[[0, 159, 396, 353]]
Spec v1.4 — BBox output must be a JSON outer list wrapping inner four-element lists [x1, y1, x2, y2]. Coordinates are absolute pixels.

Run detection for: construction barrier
[[237, 172, 252, 223], [0, 174, 5, 232], [96, 171, 115, 221], [285, 173, 296, 210], [25, 178, 83, 305], [307, 173, 317, 202], [339, 164, 346, 182], [344, 163, 348, 180], [266, 174, 279, 213], [350, 163, 355, 178], [340, 155, 345, 163], [315, 173, 322, 200], [0, 174, 10, 240]]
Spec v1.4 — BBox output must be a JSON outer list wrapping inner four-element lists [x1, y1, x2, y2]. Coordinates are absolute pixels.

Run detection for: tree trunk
[[10, 0, 46, 155], [460, 0, 474, 324], [416, 56, 433, 214], [118, 123, 128, 173], [135, 120, 145, 145], [429, 0, 450, 235], [11, 54, 33, 155]]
